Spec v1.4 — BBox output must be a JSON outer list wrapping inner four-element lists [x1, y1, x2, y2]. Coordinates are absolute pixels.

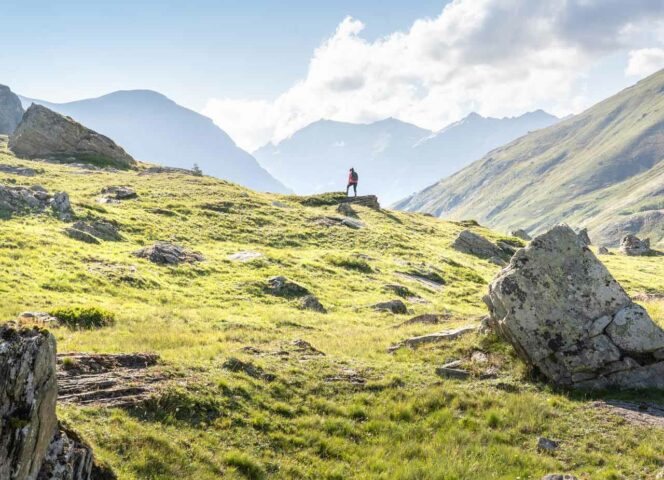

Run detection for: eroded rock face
[[9, 105, 136, 169], [619, 234, 652, 256], [133, 243, 204, 265], [484, 225, 664, 389], [0, 85, 24, 135], [37, 425, 94, 480], [0, 325, 58, 480]]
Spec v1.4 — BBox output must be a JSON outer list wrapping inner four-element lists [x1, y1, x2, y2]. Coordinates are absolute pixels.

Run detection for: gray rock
[[341, 217, 365, 229], [485, 225, 664, 389], [0, 325, 58, 480], [452, 230, 504, 259], [619, 234, 652, 256], [577, 228, 591, 245], [301, 295, 326, 313], [0, 85, 24, 135], [37, 425, 94, 480], [9, 105, 136, 169], [266, 276, 310, 297], [388, 326, 477, 353], [63, 228, 101, 244], [488, 256, 507, 266], [435, 366, 470, 380], [0, 164, 38, 177], [336, 203, 357, 217], [100, 186, 137, 200], [372, 300, 408, 314], [510, 229, 531, 241], [51, 192, 74, 221], [383, 284, 414, 298], [598, 246, 609, 255], [133, 242, 204, 265], [338, 195, 380, 210], [0, 184, 73, 220], [537, 437, 560, 452], [541, 475, 578, 480]]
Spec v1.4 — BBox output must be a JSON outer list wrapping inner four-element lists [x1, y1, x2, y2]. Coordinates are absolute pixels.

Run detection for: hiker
[[346, 167, 358, 197]]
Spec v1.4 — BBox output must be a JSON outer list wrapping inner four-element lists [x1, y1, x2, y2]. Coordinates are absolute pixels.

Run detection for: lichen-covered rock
[[133, 243, 204, 265], [9, 105, 136, 169], [0, 184, 73, 220], [0, 325, 58, 480], [0, 85, 24, 135], [452, 230, 504, 259], [619, 234, 652, 256], [50, 193, 74, 221], [484, 225, 664, 389], [577, 228, 591, 245]]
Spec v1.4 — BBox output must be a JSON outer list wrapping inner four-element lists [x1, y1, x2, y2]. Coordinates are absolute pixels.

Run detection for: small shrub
[[49, 305, 115, 329]]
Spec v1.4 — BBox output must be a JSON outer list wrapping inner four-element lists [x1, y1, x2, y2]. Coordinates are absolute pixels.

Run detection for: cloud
[[626, 48, 664, 77], [203, 0, 664, 151]]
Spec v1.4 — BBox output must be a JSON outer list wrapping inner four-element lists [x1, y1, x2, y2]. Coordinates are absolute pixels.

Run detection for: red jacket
[[348, 171, 358, 184]]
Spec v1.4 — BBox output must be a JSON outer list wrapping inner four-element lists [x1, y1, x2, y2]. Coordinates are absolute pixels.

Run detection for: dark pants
[[346, 183, 357, 196]]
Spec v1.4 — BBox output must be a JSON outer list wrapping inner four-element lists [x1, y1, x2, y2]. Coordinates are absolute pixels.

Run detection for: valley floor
[[1, 144, 663, 479]]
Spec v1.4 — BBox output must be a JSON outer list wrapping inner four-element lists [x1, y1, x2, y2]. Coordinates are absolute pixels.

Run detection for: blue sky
[[1, 0, 447, 107], [2, 0, 664, 150]]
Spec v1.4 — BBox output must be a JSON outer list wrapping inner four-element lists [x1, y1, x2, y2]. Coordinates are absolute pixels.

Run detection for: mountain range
[[395, 69, 664, 247], [254, 111, 558, 205], [19, 90, 289, 193]]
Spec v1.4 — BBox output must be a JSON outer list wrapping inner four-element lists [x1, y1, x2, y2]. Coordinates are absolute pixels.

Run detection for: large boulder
[[452, 230, 505, 259], [0, 85, 24, 135], [9, 105, 136, 169], [0, 326, 58, 480], [484, 225, 664, 390], [619, 234, 652, 256]]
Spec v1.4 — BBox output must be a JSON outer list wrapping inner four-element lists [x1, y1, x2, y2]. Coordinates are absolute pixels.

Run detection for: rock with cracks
[[133, 242, 204, 265], [9, 105, 136, 169], [484, 225, 664, 390]]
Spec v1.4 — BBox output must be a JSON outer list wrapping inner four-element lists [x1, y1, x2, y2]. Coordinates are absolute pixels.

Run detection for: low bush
[[49, 305, 116, 329]]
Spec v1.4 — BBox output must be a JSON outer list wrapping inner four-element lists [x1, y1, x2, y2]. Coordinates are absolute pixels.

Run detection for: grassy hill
[[1, 135, 663, 479], [395, 70, 664, 248]]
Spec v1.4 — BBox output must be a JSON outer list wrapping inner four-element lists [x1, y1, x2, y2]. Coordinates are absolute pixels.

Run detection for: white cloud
[[203, 0, 664, 151], [626, 48, 664, 77]]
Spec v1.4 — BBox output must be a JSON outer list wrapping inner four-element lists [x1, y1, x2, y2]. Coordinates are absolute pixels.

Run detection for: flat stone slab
[[388, 326, 476, 353]]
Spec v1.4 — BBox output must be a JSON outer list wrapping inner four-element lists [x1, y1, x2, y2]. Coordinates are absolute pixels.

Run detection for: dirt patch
[[591, 400, 664, 428], [57, 353, 169, 408]]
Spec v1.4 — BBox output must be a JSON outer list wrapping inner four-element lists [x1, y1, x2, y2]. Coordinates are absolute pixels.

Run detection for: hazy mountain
[[254, 112, 557, 205], [19, 90, 289, 193], [395, 69, 664, 247]]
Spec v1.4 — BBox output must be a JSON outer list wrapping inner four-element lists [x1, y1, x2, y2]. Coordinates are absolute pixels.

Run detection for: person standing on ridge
[[346, 167, 358, 197]]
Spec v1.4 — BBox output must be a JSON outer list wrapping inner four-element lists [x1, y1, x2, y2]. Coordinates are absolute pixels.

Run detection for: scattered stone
[[0, 184, 75, 220], [68, 220, 122, 242], [0, 85, 24, 135], [324, 368, 366, 385], [18, 311, 61, 326], [510, 229, 531, 241], [100, 185, 137, 200], [396, 313, 447, 328], [598, 246, 610, 255], [336, 202, 357, 217], [0, 163, 38, 176], [301, 295, 326, 313], [227, 251, 263, 262], [266, 276, 310, 297], [388, 326, 476, 353], [51, 192, 74, 220], [57, 353, 165, 408], [435, 365, 470, 380], [63, 227, 101, 244], [484, 225, 664, 389], [577, 228, 591, 245], [133, 242, 204, 265], [537, 437, 560, 452], [541, 475, 578, 480], [338, 195, 380, 210], [452, 230, 505, 259], [9, 104, 136, 169], [372, 299, 408, 314], [619, 234, 652, 256]]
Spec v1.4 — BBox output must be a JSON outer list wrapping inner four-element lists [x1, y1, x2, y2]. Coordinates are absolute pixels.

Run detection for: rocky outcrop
[[0, 184, 73, 220], [0, 325, 113, 479], [266, 276, 310, 297], [9, 105, 136, 169], [619, 234, 652, 256], [452, 230, 505, 259], [0, 85, 24, 134], [336, 203, 357, 217], [338, 195, 380, 210], [484, 225, 664, 390], [133, 243, 204, 265], [510, 229, 531, 241]]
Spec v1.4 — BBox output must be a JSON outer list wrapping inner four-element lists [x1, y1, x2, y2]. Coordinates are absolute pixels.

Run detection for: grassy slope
[[395, 70, 664, 248], [1, 139, 663, 479]]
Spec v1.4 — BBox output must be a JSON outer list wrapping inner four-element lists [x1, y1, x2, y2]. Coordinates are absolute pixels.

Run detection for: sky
[[2, 0, 664, 151]]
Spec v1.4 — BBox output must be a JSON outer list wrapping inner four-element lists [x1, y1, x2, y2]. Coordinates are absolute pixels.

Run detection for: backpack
[[351, 171, 358, 182]]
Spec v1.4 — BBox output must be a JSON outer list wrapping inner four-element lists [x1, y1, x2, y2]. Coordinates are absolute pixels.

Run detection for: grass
[[0, 137, 663, 479], [50, 305, 116, 329]]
